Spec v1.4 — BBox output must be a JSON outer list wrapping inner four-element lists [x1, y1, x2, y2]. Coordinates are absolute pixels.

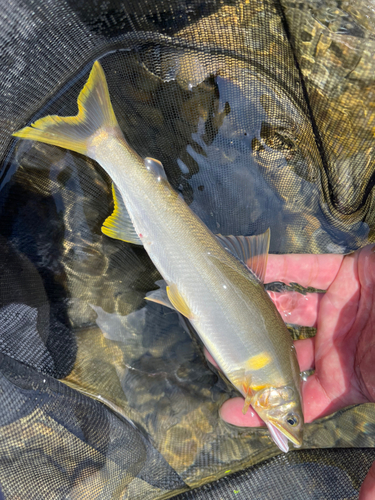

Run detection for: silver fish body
[[95, 134, 299, 391], [13, 61, 303, 451]]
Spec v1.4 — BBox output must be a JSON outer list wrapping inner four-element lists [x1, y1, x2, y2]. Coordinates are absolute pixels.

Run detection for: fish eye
[[286, 414, 298, 426]]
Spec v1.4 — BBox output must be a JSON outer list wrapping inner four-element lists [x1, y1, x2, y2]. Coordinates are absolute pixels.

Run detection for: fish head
[[252, 385, 303, 453]]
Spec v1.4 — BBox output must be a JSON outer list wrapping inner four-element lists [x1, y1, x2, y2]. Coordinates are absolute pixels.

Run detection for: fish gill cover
[[0, 0, 375, 498]]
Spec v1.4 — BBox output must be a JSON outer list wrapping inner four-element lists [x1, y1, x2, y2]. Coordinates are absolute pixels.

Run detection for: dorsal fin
[[216, 229, 270, 283], [102, 183, 142, 245]]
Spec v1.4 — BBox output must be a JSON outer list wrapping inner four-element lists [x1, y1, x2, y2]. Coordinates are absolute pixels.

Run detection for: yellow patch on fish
[[245, 352, 272, 371], [250, 383, 270, 392]]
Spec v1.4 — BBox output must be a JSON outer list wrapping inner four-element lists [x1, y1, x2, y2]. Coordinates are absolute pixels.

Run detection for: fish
[[13, 60, 303, 452]]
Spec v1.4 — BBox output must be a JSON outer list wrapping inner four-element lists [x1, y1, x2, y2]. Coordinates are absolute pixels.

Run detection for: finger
[[204, 350, 266, 427], [204, 347, 218, 368], [265, 254, 344, 290], [205, 349, 266, 427], [315, 252, 359, 351], [219, 397, 265, 427], [268, 290, 322, 327], [295, 338, 315, 372], [359, 461, 375, 500]]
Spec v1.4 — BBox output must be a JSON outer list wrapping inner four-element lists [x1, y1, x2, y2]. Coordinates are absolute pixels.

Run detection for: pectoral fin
[[166, 284, 194, 319], [216, 228, 270, 283], [242, 376, 253, 415], [102, 183, 142, 245]]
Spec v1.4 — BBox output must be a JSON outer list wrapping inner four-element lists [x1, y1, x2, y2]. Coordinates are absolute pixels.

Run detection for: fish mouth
[[266, 420, 303, 452], [266, 422, 289, 453]]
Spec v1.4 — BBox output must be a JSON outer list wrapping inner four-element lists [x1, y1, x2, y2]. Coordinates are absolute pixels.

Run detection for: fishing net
[[0, 0, 375, 498]]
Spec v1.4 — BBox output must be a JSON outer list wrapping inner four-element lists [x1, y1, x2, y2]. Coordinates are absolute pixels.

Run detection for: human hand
[[205, 244, 375, 499]]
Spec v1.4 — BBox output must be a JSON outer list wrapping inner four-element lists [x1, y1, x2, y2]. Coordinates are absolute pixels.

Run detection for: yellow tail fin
[[12, 61, 120, 156]]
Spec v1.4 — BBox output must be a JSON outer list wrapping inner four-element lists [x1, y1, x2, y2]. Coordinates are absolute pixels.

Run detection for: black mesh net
[[1, 0, 375, 498]]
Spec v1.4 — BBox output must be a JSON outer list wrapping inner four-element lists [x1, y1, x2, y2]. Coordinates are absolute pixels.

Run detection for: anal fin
[[102, 183, 142, 245]]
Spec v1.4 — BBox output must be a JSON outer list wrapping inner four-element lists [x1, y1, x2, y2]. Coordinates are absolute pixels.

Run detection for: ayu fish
[[13, 61, 303, 452]]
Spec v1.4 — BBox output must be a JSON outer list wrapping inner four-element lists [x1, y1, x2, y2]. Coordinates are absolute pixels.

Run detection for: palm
[[298, 248, 375, 420], [209, 244, 375, 499]]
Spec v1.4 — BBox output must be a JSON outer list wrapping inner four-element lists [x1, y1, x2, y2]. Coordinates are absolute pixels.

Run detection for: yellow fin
[[216, 228, 270, 283], [242, 376, 253, 415], [166, 284, 194, 319], [102, 183, 142, 245], [245, 352, 272, 371], [13, 61, 120, 157], [242, 395, 252, 415]]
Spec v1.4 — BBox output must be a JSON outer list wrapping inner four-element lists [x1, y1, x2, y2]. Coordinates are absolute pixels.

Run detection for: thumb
[[359, 460, 375, 499]]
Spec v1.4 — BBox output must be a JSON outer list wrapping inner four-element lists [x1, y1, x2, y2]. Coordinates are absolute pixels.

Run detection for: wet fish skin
[[13, 61, 303, 452]]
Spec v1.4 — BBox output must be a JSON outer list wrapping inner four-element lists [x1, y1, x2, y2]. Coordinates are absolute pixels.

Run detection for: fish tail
[[12, 61, 120, 157]]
